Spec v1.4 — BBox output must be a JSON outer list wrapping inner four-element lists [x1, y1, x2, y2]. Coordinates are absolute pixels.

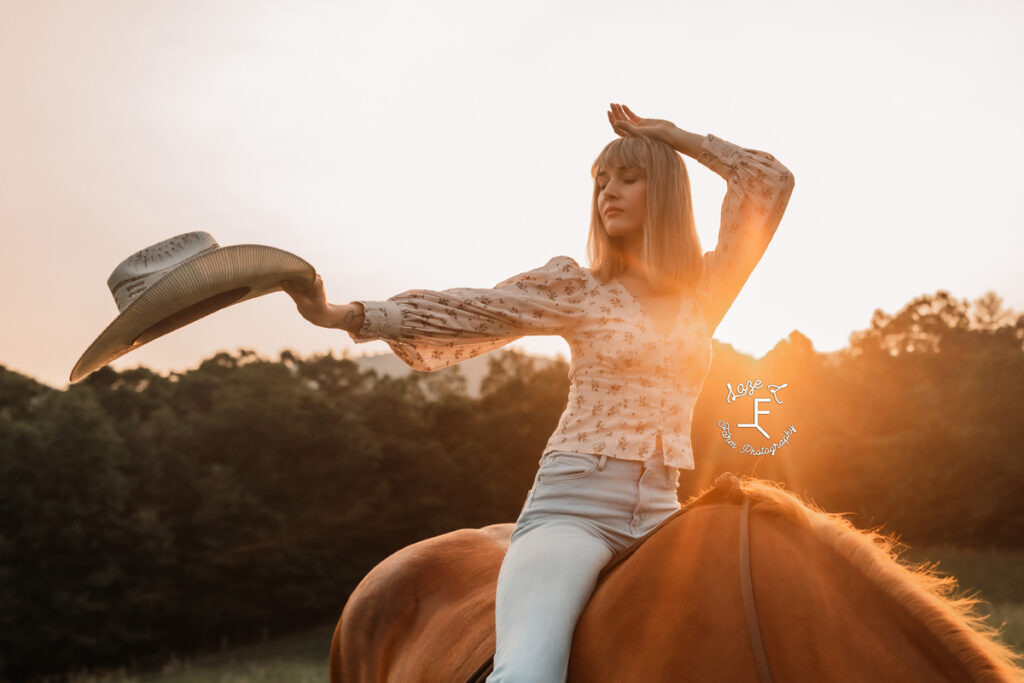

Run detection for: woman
[[282, 103, 795, 683]]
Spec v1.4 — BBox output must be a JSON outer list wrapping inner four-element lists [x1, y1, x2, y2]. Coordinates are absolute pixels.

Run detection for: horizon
[[2, 0, 1021, 389]]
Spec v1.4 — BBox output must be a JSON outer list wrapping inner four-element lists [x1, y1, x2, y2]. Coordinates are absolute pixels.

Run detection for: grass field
[[66, 623, 337, 683], [67, 544, 1024, 682], [899, 543, 1024, 655]]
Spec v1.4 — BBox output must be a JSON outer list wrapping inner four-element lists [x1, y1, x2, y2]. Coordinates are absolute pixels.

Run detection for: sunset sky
[[1, 0, 1021, 389]]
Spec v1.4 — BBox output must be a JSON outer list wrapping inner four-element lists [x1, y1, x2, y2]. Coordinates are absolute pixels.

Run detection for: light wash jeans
[[486, 450, 682, 683]]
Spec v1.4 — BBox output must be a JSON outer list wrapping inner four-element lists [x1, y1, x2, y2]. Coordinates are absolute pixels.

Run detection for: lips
[[605, 208, 623, 217]]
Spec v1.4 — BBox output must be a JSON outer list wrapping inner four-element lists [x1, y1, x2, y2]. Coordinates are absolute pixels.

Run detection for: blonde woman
[[282, 103, 795, 682]]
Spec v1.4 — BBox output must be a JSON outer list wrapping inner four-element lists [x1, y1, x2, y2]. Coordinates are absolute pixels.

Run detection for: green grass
[[899, 543, 1024, 604], [980, 602, 1024, 653], [67, 544, 1024, 681], [66, 622, 336, 682], [899, 543, 1024, 654]]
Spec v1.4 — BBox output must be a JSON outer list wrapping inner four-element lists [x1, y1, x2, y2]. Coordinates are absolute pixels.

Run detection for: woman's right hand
[[281, 274, 345, 329]]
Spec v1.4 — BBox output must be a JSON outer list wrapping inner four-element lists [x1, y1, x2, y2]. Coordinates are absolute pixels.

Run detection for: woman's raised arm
[[690, 133, 795, 334], [608, 104, 795, 334], [608, 102, 796, 334]]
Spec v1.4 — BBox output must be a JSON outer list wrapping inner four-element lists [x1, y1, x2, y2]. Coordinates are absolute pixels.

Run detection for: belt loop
[[597, 454, 608, 471]]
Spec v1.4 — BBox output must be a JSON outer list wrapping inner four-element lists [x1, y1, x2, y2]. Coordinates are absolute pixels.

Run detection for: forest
[[0, 289, 1021, 681]]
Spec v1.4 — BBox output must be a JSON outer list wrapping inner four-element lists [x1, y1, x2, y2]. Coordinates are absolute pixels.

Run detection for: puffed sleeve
[[693, 133, 795, 335], [346, 255, 587, 372]]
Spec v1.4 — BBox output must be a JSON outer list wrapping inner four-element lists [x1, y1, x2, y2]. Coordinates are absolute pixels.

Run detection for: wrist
[[663, 126, 705, 158], [323, 303, 348, 330], [327, 302, 365, 333]]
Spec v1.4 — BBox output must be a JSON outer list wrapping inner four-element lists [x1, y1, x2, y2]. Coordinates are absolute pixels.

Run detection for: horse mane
[[681, 474, 1024, 682]]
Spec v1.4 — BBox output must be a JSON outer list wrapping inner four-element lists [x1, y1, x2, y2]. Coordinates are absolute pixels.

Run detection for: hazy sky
[[2, 0, 1021, 389]]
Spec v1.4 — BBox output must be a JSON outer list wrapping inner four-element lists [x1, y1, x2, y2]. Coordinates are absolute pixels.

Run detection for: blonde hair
[[586, 136, 703, 295]]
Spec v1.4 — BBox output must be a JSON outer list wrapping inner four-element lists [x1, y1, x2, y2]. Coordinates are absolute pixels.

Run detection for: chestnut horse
[[330, 474, 1024, 682]]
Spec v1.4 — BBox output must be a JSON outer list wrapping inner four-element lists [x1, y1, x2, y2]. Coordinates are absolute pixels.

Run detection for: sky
[[1, 0, 1021, 389]]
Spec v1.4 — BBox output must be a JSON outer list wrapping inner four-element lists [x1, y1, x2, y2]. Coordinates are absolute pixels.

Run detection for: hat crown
[[107, 231, 220, 312]]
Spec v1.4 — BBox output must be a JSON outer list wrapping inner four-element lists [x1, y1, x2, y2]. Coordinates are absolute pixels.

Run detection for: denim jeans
[[486, 450, 682, 683]]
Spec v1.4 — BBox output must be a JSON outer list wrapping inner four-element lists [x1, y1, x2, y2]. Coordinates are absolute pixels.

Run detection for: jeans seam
[[537, 453, 599, 483], [630, 474, 643, 534]]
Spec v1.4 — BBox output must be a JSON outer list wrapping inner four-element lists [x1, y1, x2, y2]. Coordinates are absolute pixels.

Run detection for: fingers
[[608, 103, 640, 137], [608, 104, 625, 135], [613, 103, 641, 125], [611, 103, 632, 120], [607, 110, 624, 137], [280, 273, 322, 300], [280, 278, 307, 295], [608, 105, 636, 137]]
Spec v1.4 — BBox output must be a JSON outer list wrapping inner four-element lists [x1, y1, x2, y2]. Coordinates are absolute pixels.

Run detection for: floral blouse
[[347, 133, 795, 470]]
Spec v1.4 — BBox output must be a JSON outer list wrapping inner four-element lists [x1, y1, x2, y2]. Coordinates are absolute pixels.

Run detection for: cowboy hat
[[70, 231, 315, 383]]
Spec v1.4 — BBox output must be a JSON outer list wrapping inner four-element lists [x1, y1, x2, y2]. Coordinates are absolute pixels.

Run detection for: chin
[[608, 229, 641, 240]]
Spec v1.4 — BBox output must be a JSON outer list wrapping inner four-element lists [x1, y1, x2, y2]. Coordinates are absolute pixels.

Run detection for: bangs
[[591, 137, 652, 180], [585, 132, 701, 294]]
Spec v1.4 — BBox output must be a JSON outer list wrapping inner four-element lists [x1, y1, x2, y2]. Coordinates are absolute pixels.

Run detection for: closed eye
[[597, 177, 638, 192]]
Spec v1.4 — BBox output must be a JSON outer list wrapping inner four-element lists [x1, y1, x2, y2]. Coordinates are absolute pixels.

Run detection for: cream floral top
[[347, 133, 795, 470]]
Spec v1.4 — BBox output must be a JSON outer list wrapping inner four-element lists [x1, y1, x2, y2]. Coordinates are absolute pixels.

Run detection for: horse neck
[[575, 502, 994, 682], [748, 507, 981, 681]]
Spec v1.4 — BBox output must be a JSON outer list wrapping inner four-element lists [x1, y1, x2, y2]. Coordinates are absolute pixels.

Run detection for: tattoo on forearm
[[343, 308, 360, 330]]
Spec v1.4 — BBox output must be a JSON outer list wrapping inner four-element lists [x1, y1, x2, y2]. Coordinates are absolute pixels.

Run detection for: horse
[[329, 473, 1024, 682]]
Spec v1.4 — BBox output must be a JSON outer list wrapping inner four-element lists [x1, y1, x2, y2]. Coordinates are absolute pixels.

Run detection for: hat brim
[[70, 244, 315, 383]]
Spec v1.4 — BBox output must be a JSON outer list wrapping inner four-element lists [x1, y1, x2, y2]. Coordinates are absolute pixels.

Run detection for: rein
[[741, 494, 774, 683]]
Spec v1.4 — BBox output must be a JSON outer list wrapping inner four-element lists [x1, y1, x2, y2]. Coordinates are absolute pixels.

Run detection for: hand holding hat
[[280, 274, 348, 329], [71, 231, 315, 383]]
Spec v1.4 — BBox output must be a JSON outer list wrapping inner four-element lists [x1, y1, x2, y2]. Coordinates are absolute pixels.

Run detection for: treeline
[[0, 289, 1021, 681]]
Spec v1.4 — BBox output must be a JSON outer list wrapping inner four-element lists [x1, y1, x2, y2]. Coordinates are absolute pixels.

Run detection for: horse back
[[331, 523, 513, 683]]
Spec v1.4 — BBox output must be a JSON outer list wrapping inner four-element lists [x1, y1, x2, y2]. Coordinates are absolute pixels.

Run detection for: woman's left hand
[[607, 103, 678, 144], [281, 273, 338, 328]]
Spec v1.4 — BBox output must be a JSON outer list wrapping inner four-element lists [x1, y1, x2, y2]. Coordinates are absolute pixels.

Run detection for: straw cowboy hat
[[70, 231, 315, 383]]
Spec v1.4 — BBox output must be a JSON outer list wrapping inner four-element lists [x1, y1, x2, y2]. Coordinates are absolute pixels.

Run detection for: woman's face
[[596, 165, 647, 239]]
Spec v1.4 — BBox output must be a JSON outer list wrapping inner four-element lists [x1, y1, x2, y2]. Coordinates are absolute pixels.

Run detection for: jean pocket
[[537, 451, 599, 483]]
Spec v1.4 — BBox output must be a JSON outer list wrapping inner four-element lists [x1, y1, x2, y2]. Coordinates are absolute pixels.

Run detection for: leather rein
[[741, 494, 774, 683]]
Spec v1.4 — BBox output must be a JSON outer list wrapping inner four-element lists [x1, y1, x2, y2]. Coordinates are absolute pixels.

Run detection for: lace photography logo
[[717, 379, 797, 457]]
